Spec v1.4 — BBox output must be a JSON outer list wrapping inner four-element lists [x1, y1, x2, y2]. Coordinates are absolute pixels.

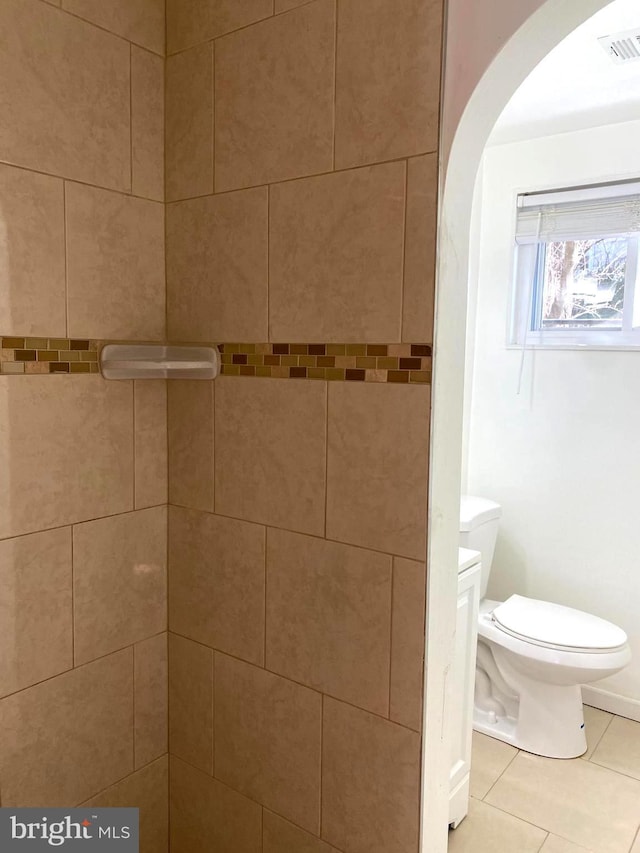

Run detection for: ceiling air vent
[[598, 28, 640, 64]]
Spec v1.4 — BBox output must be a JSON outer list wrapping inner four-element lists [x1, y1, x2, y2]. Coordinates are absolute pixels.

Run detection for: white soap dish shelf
[[100, 344, 219, 380]]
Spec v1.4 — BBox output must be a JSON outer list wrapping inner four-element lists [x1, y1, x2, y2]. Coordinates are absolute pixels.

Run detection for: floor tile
[[469, 732, 518, 799], [590, 715, 640, 780], [582, 705, 613, 760], [447, 798, 546, 853], [486, 751, 640, 853]]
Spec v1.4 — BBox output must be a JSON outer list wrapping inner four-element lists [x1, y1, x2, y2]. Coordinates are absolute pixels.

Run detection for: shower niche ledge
[[100, 344, 219, 380]]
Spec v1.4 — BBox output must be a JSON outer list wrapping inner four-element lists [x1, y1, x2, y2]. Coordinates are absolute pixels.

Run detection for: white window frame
[[509, 181, 640, 350]]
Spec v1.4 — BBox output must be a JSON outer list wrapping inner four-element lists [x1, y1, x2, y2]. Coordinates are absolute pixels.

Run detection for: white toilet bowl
[[474, 596, 631, 758], [460, 495, 632, 758]]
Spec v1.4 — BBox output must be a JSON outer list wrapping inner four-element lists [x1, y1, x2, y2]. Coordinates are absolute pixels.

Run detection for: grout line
[[399, 160, 409, 340], [319, 692, 324, 839], [172, 752, 345, 848], [132, 643, 137, 769], [0, 633, 165, 703], [76, 753, 169, 807], [132, 381, 137, 508], [474, 796, 558, 838], [167, 9, 277, 60], [211, 647, 216, 776], [168, 630, 421, 734], [332, 0, 338, 171], [0, 504, 168, 546], [167, 504, 427, 566], [129, 43, 134, 194], [482, 748, 520, 802], [584, 708, 615, 760], [323, 380, 329, 538], [387, 558, 395, 718], [0, 157, 164, 205], [263, 527, 268, 668], [211, 377, 216, 512], [211, 39, 216, 194], [62, 181, 69, 337], [267, 185, 271, 341], [70, 524, 75, 666], [36, 0, 165, 59], [164, 148, 438, 205]]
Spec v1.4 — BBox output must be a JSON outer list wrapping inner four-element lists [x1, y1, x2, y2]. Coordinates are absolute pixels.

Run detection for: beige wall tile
[[132, 47, 165, 202], [0, 164, 66, 337], [215, 0, 335, 191], [167, 188, 268, 341], [403, 153, 438, 343], [390, 557, 426, 730], [270, 163, 406, 342], [0, 0, 130, 190], [73, 507, 167, 665], [168, 381, 214, 512], [62, 0, 165, 55], [169, 633, 213, 774], [66, 183, 165, 340], [0, 649, 133, 806], [82, 756, 169, 853], [166, 43, 213, 202], [135, 380, 168, 510], [322, 697, 421, 853], [167, 0, 272, 54], [0, 528, 72, 698], [335, 0, 441, 169], [170, 756, 261, 853], [135, 633, 168, 769], [215, 376, 326, 536], [169, 507, 265, 664], [486, 751, 640, 853], [215, 653, 322, 833], [266, 528, 392, 715], [448, 798, 547, 853], [326, 382, 430, 559], [263, 811, 340, 853], [0, 376, 134, 541]]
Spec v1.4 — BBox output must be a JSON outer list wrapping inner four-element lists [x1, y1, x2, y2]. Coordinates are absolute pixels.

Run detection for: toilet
[[460, 495, 631, 759]]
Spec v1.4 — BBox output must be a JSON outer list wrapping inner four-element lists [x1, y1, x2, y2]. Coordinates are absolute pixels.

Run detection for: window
[[510, 181, 640, 348]]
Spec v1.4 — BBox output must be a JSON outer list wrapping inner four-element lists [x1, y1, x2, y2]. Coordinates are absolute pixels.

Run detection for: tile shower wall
[[166, 2, 441, 852], [0, 2, 168, 852]]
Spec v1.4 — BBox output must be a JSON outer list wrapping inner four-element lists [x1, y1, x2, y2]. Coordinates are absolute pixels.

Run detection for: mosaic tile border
[[219, 343, 432, 383], [0, 338, 432, 383], [0, 337, 99, 374]]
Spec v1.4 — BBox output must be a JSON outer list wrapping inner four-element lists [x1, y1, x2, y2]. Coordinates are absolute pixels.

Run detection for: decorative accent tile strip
[[0, 337, 432, 384], [219, 343, 432, 383], [0, 337, 99, 374]]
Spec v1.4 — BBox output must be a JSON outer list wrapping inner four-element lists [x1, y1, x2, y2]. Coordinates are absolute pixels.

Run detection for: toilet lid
[[491, 595, 628, 650]]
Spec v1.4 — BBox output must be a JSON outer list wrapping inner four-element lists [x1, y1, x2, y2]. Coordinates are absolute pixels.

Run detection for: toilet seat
[[491, 594, 628, 653]]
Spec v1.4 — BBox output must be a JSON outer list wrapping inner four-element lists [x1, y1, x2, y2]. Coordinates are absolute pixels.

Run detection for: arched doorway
[[422, 1, 614, 849]]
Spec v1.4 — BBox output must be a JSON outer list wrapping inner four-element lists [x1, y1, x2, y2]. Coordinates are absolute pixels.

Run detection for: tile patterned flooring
[[449, 706, 640, 853]]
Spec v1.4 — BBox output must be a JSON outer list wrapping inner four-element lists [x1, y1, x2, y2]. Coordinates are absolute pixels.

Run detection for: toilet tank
[[459, 496, 502, 598]]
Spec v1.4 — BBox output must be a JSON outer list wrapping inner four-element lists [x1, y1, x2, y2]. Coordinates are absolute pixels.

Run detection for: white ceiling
[[490, 0, 640, 145]]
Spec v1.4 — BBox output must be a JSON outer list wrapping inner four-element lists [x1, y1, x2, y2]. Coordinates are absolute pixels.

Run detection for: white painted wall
[[465, 119, 640, 708]]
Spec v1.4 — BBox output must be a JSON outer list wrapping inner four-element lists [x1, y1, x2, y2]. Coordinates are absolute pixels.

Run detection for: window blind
[[515, 181, 640, 244]]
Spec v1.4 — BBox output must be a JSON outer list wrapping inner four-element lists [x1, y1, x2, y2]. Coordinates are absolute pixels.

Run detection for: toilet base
[[474, 674, 587, 759]]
